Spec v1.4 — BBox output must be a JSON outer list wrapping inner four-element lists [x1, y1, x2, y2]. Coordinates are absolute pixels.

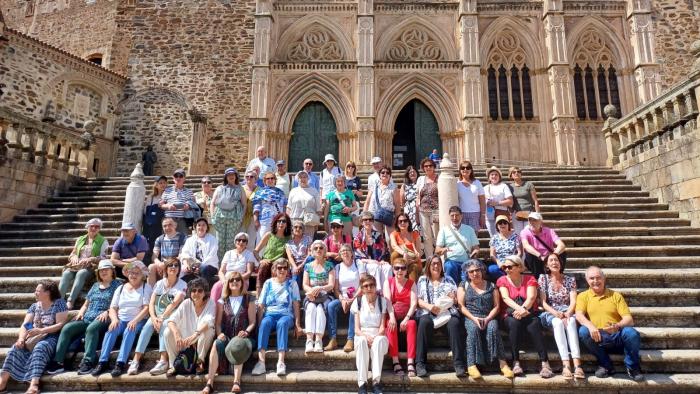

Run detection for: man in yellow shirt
[[575, 266, 643, 381]]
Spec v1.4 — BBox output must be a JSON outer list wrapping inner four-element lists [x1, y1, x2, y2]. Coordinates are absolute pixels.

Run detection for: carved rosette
[[386, 28, 444, 61], [487, 31, 526, 69], [572, 30, 613, 68], [287, 27, 345, 62]]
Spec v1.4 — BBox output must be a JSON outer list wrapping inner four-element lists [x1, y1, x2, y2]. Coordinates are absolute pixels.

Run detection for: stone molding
[[275, 15, 355, 63], [375, 16, 458, 62]]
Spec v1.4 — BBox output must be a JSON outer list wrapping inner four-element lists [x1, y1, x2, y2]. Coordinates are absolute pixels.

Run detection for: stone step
[[0, 278, 62, 295], [565, 245, 700, 257], [0, 237, 118, 247], [13, 213, 124, 222], [569, 268, 700, 288], [39, 201, 125, 208], [0, 266, 63, 277], [541, 203, 670, 212], [566, 256, 700, 269], [27, 207, 125, 215]]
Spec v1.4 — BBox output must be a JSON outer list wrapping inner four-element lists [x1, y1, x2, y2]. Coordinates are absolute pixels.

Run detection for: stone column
[[34, 129, 49, 167], [123, 164, 146, 231], [7, 123, 25, 160], [357, 1, 376, 169], [0, 119, 9, 160], [248, 0, 273, 161], [437, 153, 459, 228], [187, 109, 208, 175], [628, 0, 660, 103], [68, 143, 81, 176], [460, 0, 484, 163], [21, 127, 36, 162]]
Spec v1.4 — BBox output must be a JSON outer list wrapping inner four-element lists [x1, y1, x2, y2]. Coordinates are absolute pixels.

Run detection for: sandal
[[25, 384, 41, 394], [574, 367, 586, 379], [231, 381, 241, 393], [540, 365, 554, 379], [512, 364, 524, 376], [196, 359, 206, 375], [393, 362, 404, 375], [201, 383, 214, 394], [562, 365, 573, 380], [407, 362, 416, 377]]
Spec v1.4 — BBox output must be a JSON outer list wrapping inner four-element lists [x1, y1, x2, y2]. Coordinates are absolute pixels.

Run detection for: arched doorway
[[289, 101, 339, 171], [392, 99, 441, 169]]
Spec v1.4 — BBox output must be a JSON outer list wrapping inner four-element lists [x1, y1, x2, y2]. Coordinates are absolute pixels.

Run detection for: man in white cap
[[367, 156, 395, 191], [111, 222, 150, 277], [275, 160, 291, 197], [320, 153, 342, 202], [246, 145, 276, 179], [520, 212, 566, 278], [292, 158, 320, 191]]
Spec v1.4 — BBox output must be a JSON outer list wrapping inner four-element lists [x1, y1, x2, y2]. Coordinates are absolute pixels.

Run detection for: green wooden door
[[289, 102, 339, 171], [413, 100, 442, 163]]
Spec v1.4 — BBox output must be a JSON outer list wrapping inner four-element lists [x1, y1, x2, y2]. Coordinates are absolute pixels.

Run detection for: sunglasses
[[173, 174, 184, 178], [467, 269, 481, 274], [512, 170, 522, 174], [380, 171, 391, 175], [190, 288, 205, 294], [235, 238, 248, 243], [245, 175, 255, 179], [347, 165, 356, 168], [497, 221, 509, 226], [331, 225, 342, 229], [166, 263, 179, 269], [202, 181, 212, 184], [362, 218, 374, 222], [229, 277, 243, 283], [393, 265, 407, 271], [503, 265, 517, 271], [398, 219, 409, 224], [293, 225, 304, 229], [460, 167, 472, 170], [423, 164, 435, 168], [312, 246, 325, 251], [264, 177, 276, 181], [276, 220, 289, 225], [276, 266, 289, 271], [304, 163, 313, 166]]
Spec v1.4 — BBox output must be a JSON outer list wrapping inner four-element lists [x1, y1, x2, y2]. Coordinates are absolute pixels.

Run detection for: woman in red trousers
[[383, 258, 418, 376]]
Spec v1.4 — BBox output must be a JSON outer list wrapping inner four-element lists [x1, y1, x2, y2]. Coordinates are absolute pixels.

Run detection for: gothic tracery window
[[486, 31, 534, 121], [572, 30, 621, 120]]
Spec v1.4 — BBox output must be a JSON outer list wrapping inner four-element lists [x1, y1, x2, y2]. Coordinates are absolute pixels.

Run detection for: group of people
[[0, 148, 646, 394]]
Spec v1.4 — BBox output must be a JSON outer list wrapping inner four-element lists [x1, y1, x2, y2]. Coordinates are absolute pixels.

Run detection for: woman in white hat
[[320, 153, 342, 206], [195, 176, 216, 233], [60, 218, 109, 310], [484, 166, 513, 237]]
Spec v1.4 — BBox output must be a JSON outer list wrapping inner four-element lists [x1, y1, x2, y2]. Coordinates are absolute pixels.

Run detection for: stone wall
[[652, 0, 700, 91], [622, 126, 700, 227], [112, 0, 255, 176]]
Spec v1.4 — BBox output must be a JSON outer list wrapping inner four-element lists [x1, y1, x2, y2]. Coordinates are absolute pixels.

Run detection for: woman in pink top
[[520, 212, 566, 278]]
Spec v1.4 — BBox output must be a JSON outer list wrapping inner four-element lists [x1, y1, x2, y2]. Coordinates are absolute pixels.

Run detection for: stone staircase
[[1, 166, 700, 392]]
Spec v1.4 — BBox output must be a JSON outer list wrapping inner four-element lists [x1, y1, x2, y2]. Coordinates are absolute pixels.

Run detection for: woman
[[287, 171, 321, 237], [46, 260, 120, 375], [303, 240, 336, 353], [363, 165, 400, 239], [0, 280, 68, 394], [352, 276, 390, 394], [130, 259, 187, 375], [488, 215, 522, 280], [242, 170, 259, 251], [325, 175, 357, 236], [416, 158, 439, 257], [389, 214, 424, 282], [496, 255, 552, 378], [353, 211, 390, 291], [143, 175, 167, 263], [456, 260, 513, 379], [320, 153, 342, 202], [344, 161, 362, 227], [252, 170, 287, 242], [324, 219, 352, 264], [255, 213, 292, 294], [210, 168, 246, 260], [400, 166, 420, 232], [60, 217, 109, 309], [326, 244, 364, 352], [180, 217, 219, 286], [538, 254, 584, 379], [456, 160, 485, 234], [253, 258, 304, 377], [201, 272, 257, 394], [286, 220, 313, 290], [195, 176, 216, 233], [415, 255, 466, 377], [383, 258, 417, 377], [509, 166, 540, 235], [163, 278, 216, 377], [91, 261, 152, 377], [484, 167, 513, 237], [212, 232, 257, 302]]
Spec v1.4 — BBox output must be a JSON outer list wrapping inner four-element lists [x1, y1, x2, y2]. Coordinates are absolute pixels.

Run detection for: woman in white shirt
[[456, 160, 486, 234], [211, 232, 257, 302], [91, 261, 152, 377], [180, 218, 219, 286], [326, 244, 366, 352], [483, 167, 513, 237], [352, 276, 391, 394], [287, 171, 321, 237], [163, 278, 216, 377]]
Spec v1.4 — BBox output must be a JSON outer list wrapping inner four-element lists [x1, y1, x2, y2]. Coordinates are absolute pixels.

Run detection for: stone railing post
[[603, 104, 620, 167], [437, 153, 459, 229], [34, 129, 49, 167], [21, 127, 36, 163], [68, 144, 80, 176], [0, 119, 9, 160], [123, 164, 146, 232], [7, 122, 24, 159]]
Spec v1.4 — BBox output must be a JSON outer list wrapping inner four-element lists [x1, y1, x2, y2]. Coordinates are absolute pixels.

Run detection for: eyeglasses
[[393, 265, 407, 271], [398, 219, 409, 224], [190, 288, 205, 294], [166, 263, 179, 269], [362, 218, 374, 222], [423, 164, 435, 168], [235, 239, 248, 243], [276, 266, 289, 271], [202, 181, 212, 184], [293, 225, 304, 229], [312, 246, 325, 251], [245, 175, 255, 179], [467, 269, 481, 274], [229, 278, 243, 283], [497, 221, 509, 226], [380, 171, 390, 175], [173, 174, 184, 179], [264, 177, 276, 181], [460, 167, 472, 170], [362, 284, 376, 289], [276, 221, 288, 225], [503, 265, 516, 271]]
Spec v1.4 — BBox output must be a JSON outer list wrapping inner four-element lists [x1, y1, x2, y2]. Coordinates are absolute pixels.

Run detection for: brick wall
[[652, 0, 700, 91]]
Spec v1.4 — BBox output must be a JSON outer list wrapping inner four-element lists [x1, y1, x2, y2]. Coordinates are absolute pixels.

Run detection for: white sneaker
[[127, 360, 140, 375], [251, 360, 266, 376], [305, 339, 314, 354], [149, 360, 168, 376], [276, 361, 286, 376], [314, 340, 323, 353]]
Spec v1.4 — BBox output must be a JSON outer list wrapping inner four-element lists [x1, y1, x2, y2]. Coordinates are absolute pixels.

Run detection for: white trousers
[[512, 218, 526, 236], [355, 334, 389, 386], [304, 302, 326, 335], [552, 316, 581, 361], [163, 326, 215, 367], [363, 260, 393, 292], [419, 211, 439, 257], [245, 221, 257, 252]]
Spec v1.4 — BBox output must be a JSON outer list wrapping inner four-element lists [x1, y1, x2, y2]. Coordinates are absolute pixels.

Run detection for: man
[[142, 145, 157, 176], [275, 160, 292, 197], [366, 156, 395, 191], [520, 212, 566, 278], [435, 206, 480, 286], [110, 222, 150, 277], [576, 266, 644, 381], [159, 168, 196, 234], [246, 145, 276, 179], [149, 217, 186, 287], [292, 158, 320, 190]]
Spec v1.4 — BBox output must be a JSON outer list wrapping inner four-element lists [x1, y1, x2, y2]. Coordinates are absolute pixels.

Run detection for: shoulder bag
[[372, 184, 395, 226]]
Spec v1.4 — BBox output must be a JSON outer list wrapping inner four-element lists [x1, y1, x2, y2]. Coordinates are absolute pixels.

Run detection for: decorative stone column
[[459, 0, 484, 163], [437, 153, 459, 228], [628, 0, 661, 103], [248, 0, 273, 161], [123, 164, 146, 231], [357, 0, 376, 169]]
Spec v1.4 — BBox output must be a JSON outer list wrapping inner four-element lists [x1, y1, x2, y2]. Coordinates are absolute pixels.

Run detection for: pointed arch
[[274, 15, 355, 62], [116, 86, 193, 113], [480, 17, 544, 70], [271, 73, 354, 134], [376, 16, 458, 61], [567, 16, 631, 70], [376, 73, 460, 134]]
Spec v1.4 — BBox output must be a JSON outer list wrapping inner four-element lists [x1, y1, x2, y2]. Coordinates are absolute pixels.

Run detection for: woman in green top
[[255, 213, 292, 293], [324, 175, 357, 237], [303, 240, 336, 353]]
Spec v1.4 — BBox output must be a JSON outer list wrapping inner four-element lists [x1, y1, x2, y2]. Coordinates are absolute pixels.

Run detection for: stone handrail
[[0, 108, 98, 177], [604, 42, 700, 167]]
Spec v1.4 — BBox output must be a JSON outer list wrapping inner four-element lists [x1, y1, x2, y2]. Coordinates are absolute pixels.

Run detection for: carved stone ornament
[[573, 30, 613, 68], [487, 30, 527, 69], [287, 27, 344, 62], [386, 27, 444, 61]]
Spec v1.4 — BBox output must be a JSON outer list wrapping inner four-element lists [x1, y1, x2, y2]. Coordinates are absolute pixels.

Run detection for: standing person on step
[[435, 206, 480, 286], [483, 166, 513, 237], [293, 158, 320, 191], [149, 217, 186, 287], [576, 266, 644, 381], [246, 146, 276, 180], [287, 171, 322, 237], [366, 157, 395, 192], [416, 158, 440, 257], [275, 160, 292, 197], [383, 258, 418, 377], [242, 170, 259, 251], [520, 212, 566, 279], [195, 176, 216, 234], [179, 217, 219, 286], [210, 168, 246, 261], [159, 168, 197, 234], [353, 276, 391, 394], [320, 154, 342, 204], [252, 171, 287, 242], [364, 165, 400, 239], [344, 161, 363, 227], [111, 222, 150, 278], [399, 166, 420, 232], [508, 166, 540, 235], [456, 160, 486, 235], [325, 174, 357, 236], [143, 175, 167, 264]]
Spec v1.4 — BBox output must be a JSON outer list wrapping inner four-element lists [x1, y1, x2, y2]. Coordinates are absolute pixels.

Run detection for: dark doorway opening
[[392, 99, 441, 170]]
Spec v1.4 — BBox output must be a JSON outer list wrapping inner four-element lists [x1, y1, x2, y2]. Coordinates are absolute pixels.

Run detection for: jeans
[[98, 319, 147, 363], [327, 299, 355, 340], [486, 263, 505, 281], [578, 326, 641, 371], [257, 312, 294, 352], [59, 269, 92, 302], [135, 318, 166, 353], [443, 259, 465, 286], [53, 319, 109, 364]]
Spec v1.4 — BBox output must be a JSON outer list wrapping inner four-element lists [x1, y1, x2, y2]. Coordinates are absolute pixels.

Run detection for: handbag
[[303, 211, 321, 226], [506, 295, 528, 317], [173, 346, 198, 375], [525, 233, 567, 277], [373, 184, 394, 226], [432, 295, 455, 328], [515, 211, 530, 221]]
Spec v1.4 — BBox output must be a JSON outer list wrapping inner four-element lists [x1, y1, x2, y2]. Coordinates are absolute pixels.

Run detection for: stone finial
[[692, 40, 700, 72], [130, 163, 145, 182], [603, 104, 618, 119]]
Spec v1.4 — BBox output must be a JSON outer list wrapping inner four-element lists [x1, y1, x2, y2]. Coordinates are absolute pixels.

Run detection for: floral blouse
[[353, 229, 388, 261], [415, 276, 456, 317], [538, 274, 576, 311], [489, 232, 521, 265]]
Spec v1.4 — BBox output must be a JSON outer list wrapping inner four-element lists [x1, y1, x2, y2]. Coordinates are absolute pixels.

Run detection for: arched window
[[572, 31, 621, 120], [486, 31, 534, 121], [87, 54, 103, 66]]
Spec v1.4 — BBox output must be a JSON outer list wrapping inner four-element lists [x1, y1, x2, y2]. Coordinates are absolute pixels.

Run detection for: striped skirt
[[461, 211, 482, 234], [0, 337, 57, 382]]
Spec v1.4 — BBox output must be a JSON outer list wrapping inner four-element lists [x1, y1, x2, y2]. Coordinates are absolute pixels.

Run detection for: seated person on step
[[111, 222, 150, 278], [149, 217, 186, 287]]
